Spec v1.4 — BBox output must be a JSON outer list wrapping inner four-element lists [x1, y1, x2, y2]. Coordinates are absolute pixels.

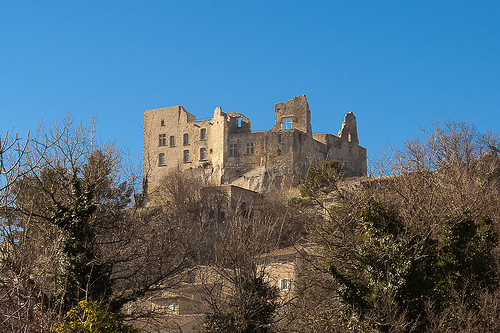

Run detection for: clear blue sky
[[1, 1, 499, 171]]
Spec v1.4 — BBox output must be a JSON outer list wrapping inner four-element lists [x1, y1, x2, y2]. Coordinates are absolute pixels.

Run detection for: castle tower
[[271, 94, 312, 134]]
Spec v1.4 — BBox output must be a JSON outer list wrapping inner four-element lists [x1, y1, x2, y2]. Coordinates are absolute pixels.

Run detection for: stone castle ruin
[[143, 95, 366, 195]]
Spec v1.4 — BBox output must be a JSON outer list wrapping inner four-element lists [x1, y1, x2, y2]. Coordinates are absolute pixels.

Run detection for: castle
[[143, 95, 366, 195]]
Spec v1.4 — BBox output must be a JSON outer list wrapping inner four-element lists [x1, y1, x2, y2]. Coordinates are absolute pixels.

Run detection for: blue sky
[[1, 1, 499, 172]]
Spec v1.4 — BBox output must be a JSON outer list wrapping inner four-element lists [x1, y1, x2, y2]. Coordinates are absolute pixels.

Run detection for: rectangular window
[[158, 134, 166, 146], [168, 302, 176, 311], [278, 279, 291, 290], [161, 120, 165, 126], [158, 153, 165, 166], [170, 135, 175, 147], [183, 133, 189, 146], [278, 134, 282, 143], [246, 143, 254, 154], [183, 150, 190, 163], [282, 118, 292, 129], [200, 128, 207, 140], [229, 144, 237, 156], [200, 148, 207, 160], [237, 117, 242, 127]]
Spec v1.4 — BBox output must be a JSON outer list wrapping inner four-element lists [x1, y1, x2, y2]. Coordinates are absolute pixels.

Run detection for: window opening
[[158, 153, 165, 166], [200, 148, 207, 160], [158, 134, 166, 146], [209, 148, 213, 154], [237, 117, 242, 127], [348, 132, 352, 143], [282, 117, 292, 129], [277, 149, 282, 156], [229, 144, 237, 156], [168, 302, 175, 311], [183, 133, 189, 146], [183, 150, 190, 163], [246, 142, 254, 154], [161, 120, 165, 126], [200, 128, 207, 140], [278, 134, 282, 143], [278, 279, 291, 290], [170, 135, 175, 147]]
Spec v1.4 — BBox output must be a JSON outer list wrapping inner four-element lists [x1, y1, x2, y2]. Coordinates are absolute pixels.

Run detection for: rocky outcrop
[[230, 163, 307, 193]]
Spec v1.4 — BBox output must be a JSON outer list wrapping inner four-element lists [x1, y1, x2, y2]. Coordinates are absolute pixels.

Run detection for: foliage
[[53, 301, 137, 333], [326, 201, 499, 332], [204, 276, 279, 333], [51, 174, 112, 311]]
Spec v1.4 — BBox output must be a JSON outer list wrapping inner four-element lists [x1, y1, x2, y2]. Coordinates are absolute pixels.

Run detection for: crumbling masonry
[[143, 95, 366, 195]]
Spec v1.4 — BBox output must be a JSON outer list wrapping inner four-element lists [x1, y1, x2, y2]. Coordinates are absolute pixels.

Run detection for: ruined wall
[[271, 94, 312, 134]]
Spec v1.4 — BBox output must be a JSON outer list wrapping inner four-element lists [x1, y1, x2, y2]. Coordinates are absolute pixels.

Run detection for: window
[[246, 143, 254, 154], [183, 150, 190, 163], [237, 117, 242, 127], [278, 134, 282, 143], [183, 133, 189, 146], [277, 149, 282, 156], [200, 128, 207, 140], [158, 134, 166, 146], [278, 279, 291, 290], [200, 148, 207, 160], [161, 120, 165, 126], [229, 144, 237, 156], [348, 132, 352, 143], [158, 153, 165, 166], [170, 135, 175, 147], [168, 302, 176, 311], [210, 148, 213, 154], [282, 117, 292, 129]]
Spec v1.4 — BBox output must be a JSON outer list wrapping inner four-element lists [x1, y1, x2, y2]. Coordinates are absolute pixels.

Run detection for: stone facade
[[143, 95, 366, 194]]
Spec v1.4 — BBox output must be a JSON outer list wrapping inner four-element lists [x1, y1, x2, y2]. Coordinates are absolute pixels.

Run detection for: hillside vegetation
[[0, 118, 499, 332]]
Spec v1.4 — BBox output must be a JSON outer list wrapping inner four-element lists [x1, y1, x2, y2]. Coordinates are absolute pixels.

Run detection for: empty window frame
[[229, 144, 237, 156], [237, 117, 242, 127], [158, 153, 166, 166], [158, 134, 167, 146], [183, 133, 189, 146], [161, 120, 165, 126], [282, 117, 292, 129], [200, 147, 207, 160], [200, 128, 207, 140], [183, 150, 190, 163], [278, 134, 282, 143], [170, 135, 175, 147], [246, 142, 254, 154]]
